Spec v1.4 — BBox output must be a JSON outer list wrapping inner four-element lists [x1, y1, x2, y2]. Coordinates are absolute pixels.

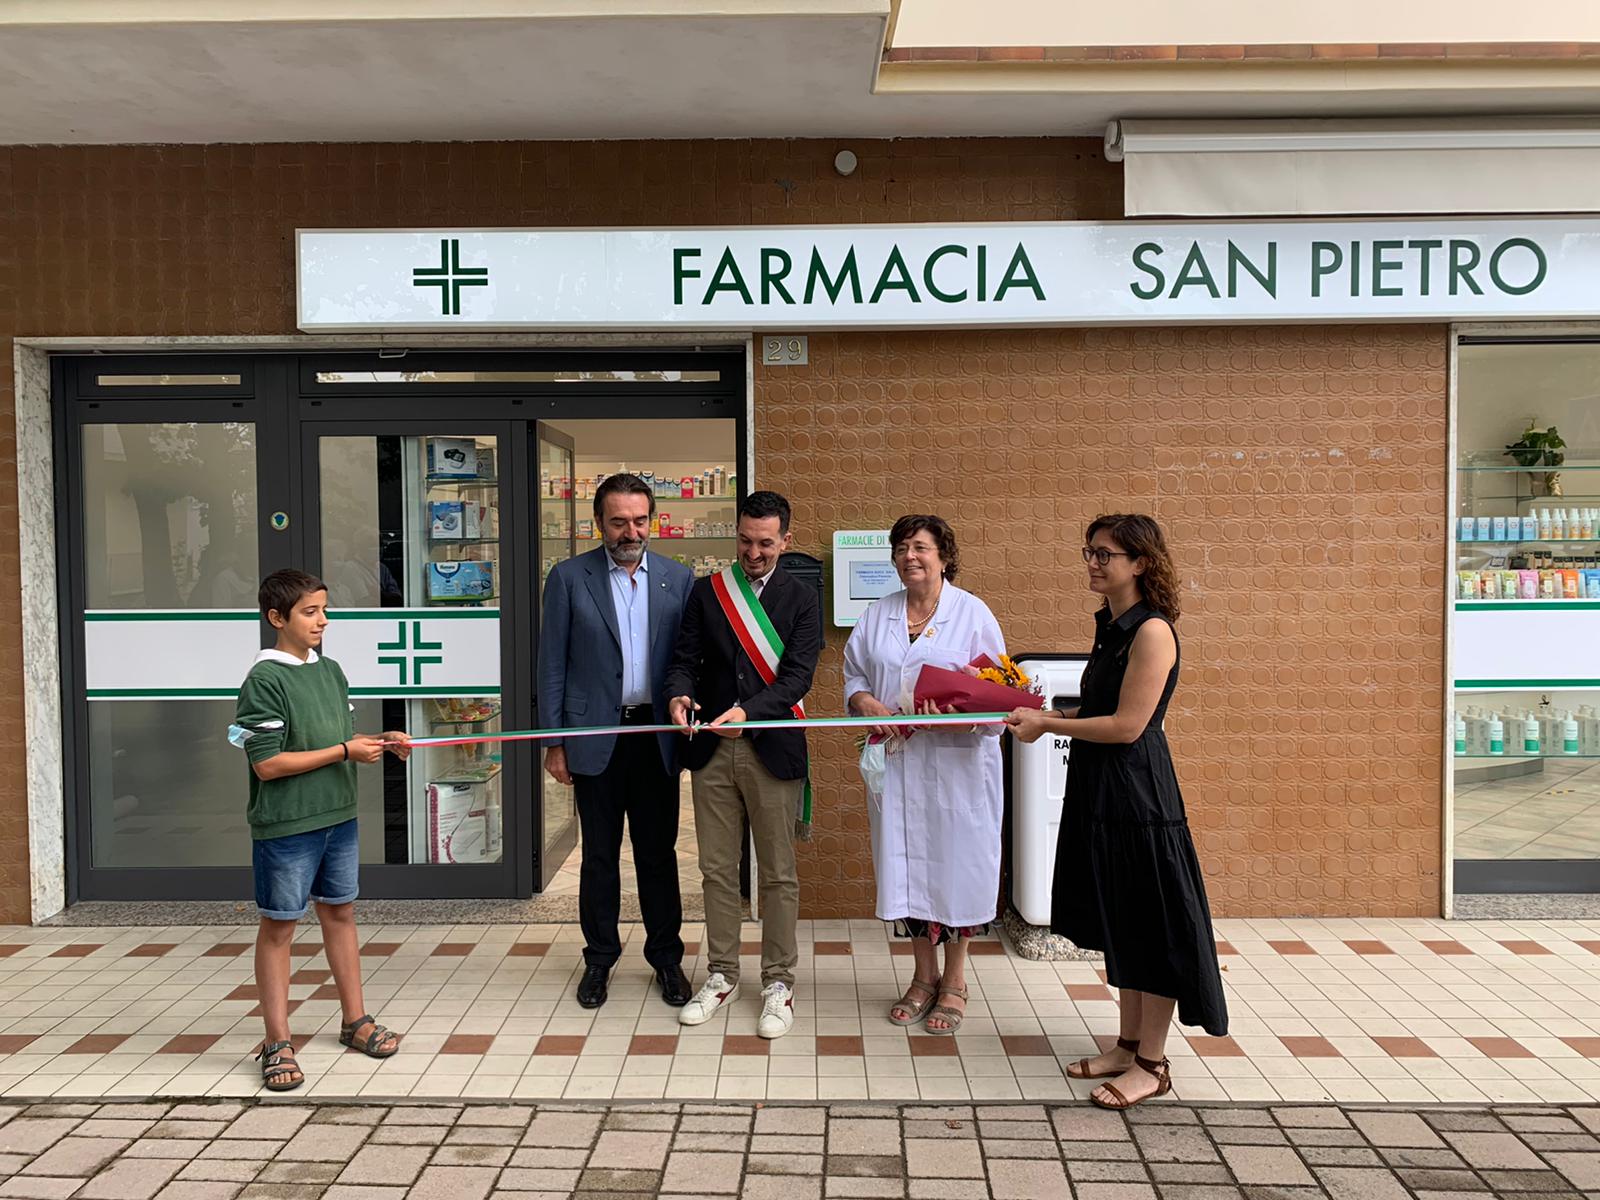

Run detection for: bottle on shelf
[[1522, 713, 1540, 755], [1488, 714, 1505, 756]]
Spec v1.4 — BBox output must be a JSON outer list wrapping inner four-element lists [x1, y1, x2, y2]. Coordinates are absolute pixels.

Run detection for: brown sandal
[[1090, 1053, 1172, 1110], [255, 1039, 304, 1092], [339, 1014, 401, 1058], [889, 976, 940, 1026], [1066, 1036, 1140, 1080], [924, 983, 968, 1036]]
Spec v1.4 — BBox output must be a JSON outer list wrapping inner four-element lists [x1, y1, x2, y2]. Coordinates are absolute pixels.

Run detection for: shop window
[[1452, 339, 1600, 891]]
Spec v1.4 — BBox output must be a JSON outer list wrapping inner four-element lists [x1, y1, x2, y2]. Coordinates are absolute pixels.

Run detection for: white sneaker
[[679, 972, 739, 1026], [757, 981, 795, 1039]]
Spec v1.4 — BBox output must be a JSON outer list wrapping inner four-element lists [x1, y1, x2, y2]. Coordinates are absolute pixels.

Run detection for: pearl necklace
[[906, 586, 942, 630]]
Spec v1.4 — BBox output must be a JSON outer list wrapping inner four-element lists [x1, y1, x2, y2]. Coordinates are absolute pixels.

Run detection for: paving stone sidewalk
[[0, 1099, 1597, 1200]]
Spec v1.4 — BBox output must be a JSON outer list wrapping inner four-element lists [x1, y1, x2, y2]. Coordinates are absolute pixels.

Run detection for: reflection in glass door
[[536, 425, 579, 886], [79, 421, 260, 870], [312, 428, 516, 891]]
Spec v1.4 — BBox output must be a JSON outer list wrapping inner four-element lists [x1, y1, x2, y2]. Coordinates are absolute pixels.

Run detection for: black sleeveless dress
[[1051, 602, 1229, 1036]]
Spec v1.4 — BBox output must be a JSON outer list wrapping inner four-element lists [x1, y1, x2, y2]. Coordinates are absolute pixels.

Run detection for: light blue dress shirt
[[608, 553, 651, 706]]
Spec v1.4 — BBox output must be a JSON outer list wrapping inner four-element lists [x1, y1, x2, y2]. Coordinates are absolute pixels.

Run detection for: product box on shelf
[[485, 796, 503, 860], [427, 560, 496, 600], [430, 697, 501, 724], [430, 501, 464, 539], [427, 781, 495, 863], [427, 437, 479, 478]]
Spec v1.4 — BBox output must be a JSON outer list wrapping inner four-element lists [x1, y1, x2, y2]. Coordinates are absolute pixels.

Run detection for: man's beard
[[608, 537, 645, 563]]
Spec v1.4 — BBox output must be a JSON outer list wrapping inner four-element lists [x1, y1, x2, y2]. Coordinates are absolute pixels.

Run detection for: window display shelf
[[428, 762, 502, 784], [426, 477, 499, 489], [577, 534, 735, 544], [1457, 681, 1600, 691], [1457, 464, 1600, 472], [1456, 599, 1600, 608], [1459, 538, 1600, 546]]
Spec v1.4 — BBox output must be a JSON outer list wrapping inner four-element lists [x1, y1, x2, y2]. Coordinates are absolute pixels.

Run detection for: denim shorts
[[253, 819, 359, 920]]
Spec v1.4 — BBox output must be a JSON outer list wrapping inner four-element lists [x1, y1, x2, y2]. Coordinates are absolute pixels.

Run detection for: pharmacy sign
[[297, 218, 1600, 331]]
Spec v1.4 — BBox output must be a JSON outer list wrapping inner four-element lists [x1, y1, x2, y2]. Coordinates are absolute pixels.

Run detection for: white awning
[[1108, 118, 1600, 217]]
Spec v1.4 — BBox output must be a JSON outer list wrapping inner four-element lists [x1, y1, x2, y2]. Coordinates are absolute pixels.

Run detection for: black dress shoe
[[656, 964, 692, 1007], [576, 963, 610, 1009]]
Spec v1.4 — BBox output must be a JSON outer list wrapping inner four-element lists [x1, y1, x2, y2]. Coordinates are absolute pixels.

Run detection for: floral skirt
[[892, 918, 992, 946]]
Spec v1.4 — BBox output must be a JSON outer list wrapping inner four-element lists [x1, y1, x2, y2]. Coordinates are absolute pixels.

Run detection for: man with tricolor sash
[[666, 491, 823, 1038]]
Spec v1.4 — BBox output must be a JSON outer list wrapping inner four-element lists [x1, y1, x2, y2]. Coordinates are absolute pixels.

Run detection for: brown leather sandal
[[1090, 1053, 1172, 1110], [924, 982, 968, 1036], [1066, 1036, 1140, 1080], [888, 976, 940, 1026], [255, 1039, 304, 1092]]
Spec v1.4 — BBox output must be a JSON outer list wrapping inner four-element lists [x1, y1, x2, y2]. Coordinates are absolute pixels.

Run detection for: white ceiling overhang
[[5, 1, 1600, 144]]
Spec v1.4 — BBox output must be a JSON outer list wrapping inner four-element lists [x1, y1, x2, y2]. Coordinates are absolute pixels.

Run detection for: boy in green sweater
[[233, 568, 410, 1091]]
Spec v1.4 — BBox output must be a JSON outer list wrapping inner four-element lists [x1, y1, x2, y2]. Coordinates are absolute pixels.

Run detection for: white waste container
[[1009, 654, 1090, 927]]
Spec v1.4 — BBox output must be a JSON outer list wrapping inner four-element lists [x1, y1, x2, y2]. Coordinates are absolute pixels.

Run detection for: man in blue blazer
[[539, 473, 695, 1009]]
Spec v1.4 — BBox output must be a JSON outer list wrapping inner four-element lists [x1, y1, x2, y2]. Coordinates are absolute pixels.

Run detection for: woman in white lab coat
[[843, 515, 1006, 1034]]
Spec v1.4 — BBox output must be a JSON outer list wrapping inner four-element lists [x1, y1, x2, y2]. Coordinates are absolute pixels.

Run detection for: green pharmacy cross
[[412, 238, 489, 316], [377, 621, 444, 685]]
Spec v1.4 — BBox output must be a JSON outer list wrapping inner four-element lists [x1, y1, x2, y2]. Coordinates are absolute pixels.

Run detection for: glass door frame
[[56, 355, 297, 902], [300, 418, 533, 900], [57, 349, 749, 904], [533, 423, 579, 889]]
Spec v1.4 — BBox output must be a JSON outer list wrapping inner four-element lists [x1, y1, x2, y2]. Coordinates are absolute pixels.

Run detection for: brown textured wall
[[0, 137, 1445, 923], [769, 327, 1448, 919]]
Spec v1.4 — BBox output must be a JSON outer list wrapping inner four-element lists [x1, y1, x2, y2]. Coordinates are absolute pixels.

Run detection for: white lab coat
[[842, 583, 1006, 929]]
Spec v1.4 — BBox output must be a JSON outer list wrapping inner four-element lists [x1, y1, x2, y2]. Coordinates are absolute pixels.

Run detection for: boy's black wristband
[[340, 742, 349, 761]]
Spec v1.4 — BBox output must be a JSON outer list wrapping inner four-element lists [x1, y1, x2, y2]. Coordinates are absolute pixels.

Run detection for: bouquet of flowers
[[913, 653, 1044, 715], [856, 655, 1042, 793]]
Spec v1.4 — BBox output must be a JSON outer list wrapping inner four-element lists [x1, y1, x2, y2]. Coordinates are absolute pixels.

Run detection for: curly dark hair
[[889, 514, 959, 581], [1085, 513, 1181, 620]]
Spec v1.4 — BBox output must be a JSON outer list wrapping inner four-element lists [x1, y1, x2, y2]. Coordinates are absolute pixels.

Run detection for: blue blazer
[[538, 546, 695, 776]]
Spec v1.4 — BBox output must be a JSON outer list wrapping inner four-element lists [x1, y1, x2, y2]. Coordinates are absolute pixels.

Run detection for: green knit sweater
[[235, 652, 358, 840]]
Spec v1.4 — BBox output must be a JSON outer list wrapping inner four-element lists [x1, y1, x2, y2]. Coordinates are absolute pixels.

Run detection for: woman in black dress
[[1007, 513, 1227, 1110]]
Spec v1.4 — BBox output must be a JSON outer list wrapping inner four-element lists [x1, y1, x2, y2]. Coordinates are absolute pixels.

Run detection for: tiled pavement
[[0, 1097, 1596, 1200], [3, 916, 1600, 1104]]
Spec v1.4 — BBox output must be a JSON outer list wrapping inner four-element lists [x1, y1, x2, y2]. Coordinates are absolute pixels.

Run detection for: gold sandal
[[1090, 1054, 1172, 1110], [888, 976, 940, 1026], [1066, 1036, 1140, 1080], [924, 982, 968, 1036]]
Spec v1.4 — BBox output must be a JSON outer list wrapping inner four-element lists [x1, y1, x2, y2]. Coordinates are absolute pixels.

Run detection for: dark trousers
[[573, 730, 684, 971]]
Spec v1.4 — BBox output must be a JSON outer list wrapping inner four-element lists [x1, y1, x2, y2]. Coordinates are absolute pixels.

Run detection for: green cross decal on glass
[[376, 621, 444, 685], [412, 238, 489, 316]]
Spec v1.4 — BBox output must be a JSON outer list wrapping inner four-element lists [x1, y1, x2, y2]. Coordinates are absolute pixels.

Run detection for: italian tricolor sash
[[710, 567, 813, 838]]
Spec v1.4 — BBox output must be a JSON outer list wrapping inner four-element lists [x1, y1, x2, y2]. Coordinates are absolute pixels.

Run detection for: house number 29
[[762, 336, 808, 366]]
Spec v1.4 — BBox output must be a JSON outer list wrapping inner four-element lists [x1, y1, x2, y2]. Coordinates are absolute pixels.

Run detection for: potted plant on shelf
[[1504, 422, 1566, 496]]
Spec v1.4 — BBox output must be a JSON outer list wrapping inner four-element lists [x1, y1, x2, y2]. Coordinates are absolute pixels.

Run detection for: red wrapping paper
[[912, 664, 1043, 713]]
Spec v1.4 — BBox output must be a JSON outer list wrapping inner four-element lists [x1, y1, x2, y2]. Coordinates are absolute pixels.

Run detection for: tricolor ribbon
[[406, 710, 1012, 749]]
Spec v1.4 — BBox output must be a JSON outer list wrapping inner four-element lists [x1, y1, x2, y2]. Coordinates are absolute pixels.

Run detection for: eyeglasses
[[1081, 547, 1134, 567]]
